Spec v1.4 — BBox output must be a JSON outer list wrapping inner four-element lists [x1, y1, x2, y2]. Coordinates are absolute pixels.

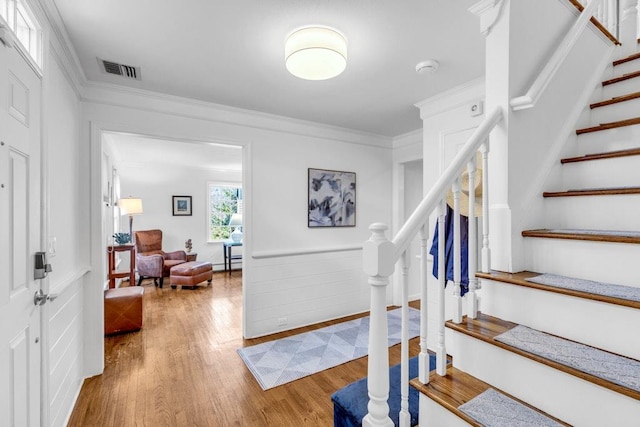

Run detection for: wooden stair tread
[[522, 229, 640, 244], [602, 70, 640, 86], [613, 52, 640, 66], [590, 91, 640, 109], [561, 147, 640, 163], [410, 367, 571, 427], [446, 313, 640, 401], [543, 187, 640, 197], [476, 270, 640, 309], [576, 117, 640, 134]]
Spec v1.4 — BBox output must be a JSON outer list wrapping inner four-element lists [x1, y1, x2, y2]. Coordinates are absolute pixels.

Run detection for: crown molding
[[415, 77, 485, 119], [469, 0, 507, 37], [392, 128, 422, 150], [82, 81, 394, 149]]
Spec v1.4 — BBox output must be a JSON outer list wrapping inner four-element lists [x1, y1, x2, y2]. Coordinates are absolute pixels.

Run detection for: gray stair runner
[[459, 388, 565, 427], [495, 325, 640, 393], [526, 273, 640, 303]]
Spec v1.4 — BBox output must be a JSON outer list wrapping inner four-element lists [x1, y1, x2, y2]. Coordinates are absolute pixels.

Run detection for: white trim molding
[[252, 245, 362, 259], [415, 78, 485, 119], [469, 0, 507, 37]]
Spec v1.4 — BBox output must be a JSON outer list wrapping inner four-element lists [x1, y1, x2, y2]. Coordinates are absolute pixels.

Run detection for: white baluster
[[620, 0, 638, 55], [436, 200, 447, 376], [467, 156, 478, 319], [399, 251, 410, 427], [363, 223, 395, 427], [480, 142, 491, 273], [452, 178, 463, 324], [418, 225, 430, 383]]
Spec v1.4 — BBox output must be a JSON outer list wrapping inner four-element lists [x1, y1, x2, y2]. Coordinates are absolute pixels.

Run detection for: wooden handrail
[[391, 107, 503, 260], [510, 0, 605, 111]]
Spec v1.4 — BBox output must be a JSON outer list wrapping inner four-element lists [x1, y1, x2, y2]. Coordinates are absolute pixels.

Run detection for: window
[[208, 183, 242, 241], [0, 0, 42, 68]]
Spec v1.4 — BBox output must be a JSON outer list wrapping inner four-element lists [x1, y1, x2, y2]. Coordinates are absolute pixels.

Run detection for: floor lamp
[[118, 197, 143, 241]]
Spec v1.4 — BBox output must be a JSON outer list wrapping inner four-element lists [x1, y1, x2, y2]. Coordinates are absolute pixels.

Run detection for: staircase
[[413, 45, 640, 426]]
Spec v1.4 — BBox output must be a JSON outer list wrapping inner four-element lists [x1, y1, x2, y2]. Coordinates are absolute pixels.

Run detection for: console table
[[223, 241, 242, 274], [107, 244, 136, 288]]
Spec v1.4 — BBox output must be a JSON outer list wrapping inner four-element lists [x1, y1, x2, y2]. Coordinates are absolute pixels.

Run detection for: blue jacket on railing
[[429, 205, 469, 296]]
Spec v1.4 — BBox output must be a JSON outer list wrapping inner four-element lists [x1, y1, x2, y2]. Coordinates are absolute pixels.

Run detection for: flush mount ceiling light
[[285, 26, 347, 80]]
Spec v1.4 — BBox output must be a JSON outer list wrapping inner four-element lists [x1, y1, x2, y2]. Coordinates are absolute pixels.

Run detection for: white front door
[[0, 41, 43, 426]]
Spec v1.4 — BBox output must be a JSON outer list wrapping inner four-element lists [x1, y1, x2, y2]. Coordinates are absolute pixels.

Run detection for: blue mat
[[331, 354, 436, 427]]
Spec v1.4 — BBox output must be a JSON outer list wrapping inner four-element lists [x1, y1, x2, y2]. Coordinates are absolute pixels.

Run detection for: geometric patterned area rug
[[237, 307, 421, 390], [459, 388, 565, 427]]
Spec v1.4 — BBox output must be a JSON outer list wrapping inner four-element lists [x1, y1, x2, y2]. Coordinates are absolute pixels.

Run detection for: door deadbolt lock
[[34, 251, 52, 280]]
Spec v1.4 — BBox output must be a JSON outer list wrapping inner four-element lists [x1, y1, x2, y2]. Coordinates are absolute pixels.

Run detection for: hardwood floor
[[68, 272, 420, 426]]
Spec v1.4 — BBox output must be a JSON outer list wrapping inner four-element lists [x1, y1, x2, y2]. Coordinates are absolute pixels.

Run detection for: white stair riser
[[452, 332, 640, 427], [419, 395, 472, 427], [590, 96, 640, 123], [602, 77, 640, 99], [480, 279, 640, 359], [576, 124, 640, 157], [541, 195, 640, 230], [524, 238, 640, 287], [557, 155, 640, 189], [611, 60, 640, 77]]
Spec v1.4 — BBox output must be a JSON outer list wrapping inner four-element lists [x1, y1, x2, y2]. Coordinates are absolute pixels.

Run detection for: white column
[[362, 223, 395, 427], [452, 178, 463, 324], [480, 142, 491, 273], [620, 0, 639, 55], [398, 252, 410, 427], [436, 200, 447, 376], [418, 225, 430, 383], [467, 157, 478, 319]]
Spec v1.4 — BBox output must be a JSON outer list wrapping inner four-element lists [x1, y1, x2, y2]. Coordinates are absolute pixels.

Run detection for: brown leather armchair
[[134, 229, 187, 288]]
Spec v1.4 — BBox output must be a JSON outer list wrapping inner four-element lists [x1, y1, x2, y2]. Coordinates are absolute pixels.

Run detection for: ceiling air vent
[[98, 58, 142, 80]]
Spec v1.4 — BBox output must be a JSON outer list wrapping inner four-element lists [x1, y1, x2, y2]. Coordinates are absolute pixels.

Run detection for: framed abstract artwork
[[308, 168, 356, 227], [172, 195, 192, 216]]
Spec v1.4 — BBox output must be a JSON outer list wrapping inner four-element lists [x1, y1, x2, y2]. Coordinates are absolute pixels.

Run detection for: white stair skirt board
[[481, 279, 640, 359], [590, 96, 640, 124], [419, 394, 472, 427], [539, 197, 640, 239], [524, 237, 640, 287], [451, 331, 640, 427], [558, 154, 640, 189], [576, 125, 640, 153]]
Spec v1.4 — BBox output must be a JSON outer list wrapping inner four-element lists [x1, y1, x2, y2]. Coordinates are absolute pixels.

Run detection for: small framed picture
[[308, 168, 356, 227], [172, 196, 192, 216]]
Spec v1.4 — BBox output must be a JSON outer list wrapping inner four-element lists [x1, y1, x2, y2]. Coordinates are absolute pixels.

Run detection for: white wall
[[118, 156, 242, 271], [42, 32, 89, 427]]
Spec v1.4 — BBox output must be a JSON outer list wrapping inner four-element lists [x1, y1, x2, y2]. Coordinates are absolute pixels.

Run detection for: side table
[[107, 244, 136, 289], [223, 241, 242, 274], [186, 252, 198, 262]]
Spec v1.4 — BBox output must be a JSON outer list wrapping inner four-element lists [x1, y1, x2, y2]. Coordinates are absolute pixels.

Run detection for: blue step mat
[[331, 354, 436, 427]]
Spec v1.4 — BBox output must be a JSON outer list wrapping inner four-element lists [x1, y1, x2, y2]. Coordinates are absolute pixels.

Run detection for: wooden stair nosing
[[522, 229, 640, 244], [576, 117, 640, 135], [542, 187, 640, 197], [476, 270, 640, 310], [590, 91, 640, 109], [446, 313, 640, 401], [561, 147, 640, 164], [613, 52, 640, 67], [602, 70, 640, 86], [410, 366, 571, 427]]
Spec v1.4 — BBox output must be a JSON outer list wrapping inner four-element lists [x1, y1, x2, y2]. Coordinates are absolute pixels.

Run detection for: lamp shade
[[285, 26, 347, 80], [118, 197, 143, 215], [228, 213, 243, 227]]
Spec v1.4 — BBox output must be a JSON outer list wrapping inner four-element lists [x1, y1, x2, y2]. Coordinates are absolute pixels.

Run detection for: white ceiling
[[52, 0, 485, 138]]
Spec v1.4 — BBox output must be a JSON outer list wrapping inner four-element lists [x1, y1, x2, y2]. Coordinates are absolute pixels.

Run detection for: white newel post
[[452, 178, 463, 324], [418, 225, 430, 383], [467, 157, 478, 319], [399, 251, 410, 427], [480, 142, 491, 273], [436, 200, 447, 375], [620, 0, 639, 56], [362, 223, 395, 427]]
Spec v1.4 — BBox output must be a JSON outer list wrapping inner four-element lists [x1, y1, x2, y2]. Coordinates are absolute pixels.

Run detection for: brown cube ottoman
[[104, 286, 144, 335], [170, 261, 213, 289]]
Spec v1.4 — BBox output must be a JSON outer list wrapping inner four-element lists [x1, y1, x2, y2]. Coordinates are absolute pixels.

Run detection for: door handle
[[34, 289, 58, 306]]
